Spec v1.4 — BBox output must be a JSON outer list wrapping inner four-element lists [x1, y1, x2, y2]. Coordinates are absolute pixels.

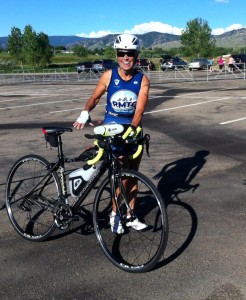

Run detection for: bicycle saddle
[[42, 127, 73, 135]]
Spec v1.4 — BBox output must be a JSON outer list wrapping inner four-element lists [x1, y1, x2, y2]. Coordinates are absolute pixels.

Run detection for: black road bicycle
[[5, 124, 168, 273]]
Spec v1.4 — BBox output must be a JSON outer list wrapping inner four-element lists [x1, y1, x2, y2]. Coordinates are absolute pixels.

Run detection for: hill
[[0, 28, 246, 50]]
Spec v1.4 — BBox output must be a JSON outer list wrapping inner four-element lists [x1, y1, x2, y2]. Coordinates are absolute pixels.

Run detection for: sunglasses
[[117, 50, 136, 57]]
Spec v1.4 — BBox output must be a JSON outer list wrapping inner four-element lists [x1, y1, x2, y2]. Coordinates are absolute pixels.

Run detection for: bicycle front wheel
[[6, 154, 61, 241], [93, 169, 168, 273]]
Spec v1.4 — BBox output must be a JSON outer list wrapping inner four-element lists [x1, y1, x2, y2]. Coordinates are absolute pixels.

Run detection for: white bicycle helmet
[[114, 33, 140, 52]]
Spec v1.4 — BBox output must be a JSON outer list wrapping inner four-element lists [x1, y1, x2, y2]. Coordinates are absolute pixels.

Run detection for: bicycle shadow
[[153, 150, 210, 270]]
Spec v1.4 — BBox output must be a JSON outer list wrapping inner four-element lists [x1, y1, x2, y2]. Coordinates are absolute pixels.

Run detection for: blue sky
[[1, 0, 245, 37]]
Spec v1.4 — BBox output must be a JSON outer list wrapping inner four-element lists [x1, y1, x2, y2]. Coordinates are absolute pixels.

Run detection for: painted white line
[[144, 97, 229, 114], [0, 95, 52, 103], [0, 99, 80, 110], [220, 117, 246, 125], [149, 95, 231, 99], [49, 104, 105, 113]]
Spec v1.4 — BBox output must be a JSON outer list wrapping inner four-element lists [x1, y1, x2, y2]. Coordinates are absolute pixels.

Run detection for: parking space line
[[144, 97, 229, 114], [219, 117, 246, 125], [0, 96, 52, 103], [49, 104, 105, 114], [0, 99, 80, 110]]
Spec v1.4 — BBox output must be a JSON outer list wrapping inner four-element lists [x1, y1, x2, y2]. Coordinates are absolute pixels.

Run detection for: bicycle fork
[[110, 171, 136, 223]]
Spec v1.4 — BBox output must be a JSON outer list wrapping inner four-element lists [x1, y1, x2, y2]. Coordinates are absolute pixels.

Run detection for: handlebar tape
[[86, 126, 144, 164], [87, 140, 104, 165], [129, 144, 143, 160]]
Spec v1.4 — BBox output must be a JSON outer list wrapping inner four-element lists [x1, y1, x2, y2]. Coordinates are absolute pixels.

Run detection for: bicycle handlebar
[[85, 126, 143, 165], [86, 141, 104, 166]]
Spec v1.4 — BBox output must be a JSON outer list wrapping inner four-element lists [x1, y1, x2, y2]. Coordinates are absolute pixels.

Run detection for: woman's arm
[[73, 70, 111, 129], [131, 74, 150, 128]]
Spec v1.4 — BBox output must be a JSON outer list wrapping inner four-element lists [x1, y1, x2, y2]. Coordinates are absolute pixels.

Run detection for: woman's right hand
[[73, 111, 93, 129]]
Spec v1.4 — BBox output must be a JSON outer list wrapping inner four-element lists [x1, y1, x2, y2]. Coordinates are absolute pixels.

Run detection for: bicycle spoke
[[94, 170, 168, 273], [6, 155, 61, 241]]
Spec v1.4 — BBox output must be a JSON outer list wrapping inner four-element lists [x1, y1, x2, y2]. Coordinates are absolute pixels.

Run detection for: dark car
[[134, 58, 156, 71], [76, 61, 93, 73], [160, 56, 187, 71], [231, 54, 246, 69], [92, 59, 118, 72]]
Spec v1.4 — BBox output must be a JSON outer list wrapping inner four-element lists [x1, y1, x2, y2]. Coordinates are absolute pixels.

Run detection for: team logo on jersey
[[134, 81, 138, 84], [114, 79, 120, 85], [110, 90, 137, 113]]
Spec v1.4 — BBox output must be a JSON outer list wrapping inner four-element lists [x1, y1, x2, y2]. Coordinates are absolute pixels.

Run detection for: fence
[[159, 66, 193, 81], [207, 63, 245, 81], [0, 64, 245, 85], [0, 70, 5, 84], [77, 69, 101, 81], [42, 68, 69, 82]]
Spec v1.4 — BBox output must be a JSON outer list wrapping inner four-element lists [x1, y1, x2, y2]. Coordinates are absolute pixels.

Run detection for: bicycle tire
[[93, 169, 168, 273], [5, 154, 61, 241]]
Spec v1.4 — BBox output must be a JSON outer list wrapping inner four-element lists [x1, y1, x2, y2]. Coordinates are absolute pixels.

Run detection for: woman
[[218, 56, 224, 72], [73, 33, 150, 234], [228, 55, 235, 72]]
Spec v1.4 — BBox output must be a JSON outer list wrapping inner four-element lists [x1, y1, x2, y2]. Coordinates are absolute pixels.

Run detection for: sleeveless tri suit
[[103, 68, 144, 125], [103, 68, 144, 155]]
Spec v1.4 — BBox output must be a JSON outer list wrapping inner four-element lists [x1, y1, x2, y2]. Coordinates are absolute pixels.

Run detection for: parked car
[[160, 57, 187, 71], [76, 61, 93, 73], [188, 58, 210, 70], [134, 58, 156, 71], [231, 54, 246, 69], [92, 59, 118, 72]]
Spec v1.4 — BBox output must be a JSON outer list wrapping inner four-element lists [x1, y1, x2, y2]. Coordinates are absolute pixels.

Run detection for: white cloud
[[76, 21, 245, 38], [212, 23, 245, 35], [124, 22, 183, 36], [76, 21, 183, 38], [76, 30, 117, 38]]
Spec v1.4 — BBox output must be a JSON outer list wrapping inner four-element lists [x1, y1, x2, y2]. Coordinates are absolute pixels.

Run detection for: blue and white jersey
[[103, 68, 144, 124]]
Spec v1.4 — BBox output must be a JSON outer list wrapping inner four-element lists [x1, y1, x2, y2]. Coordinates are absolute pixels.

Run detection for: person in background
[[73, 33, 150, 234], [218, 56, 224, 73], [228, 55, 235, 72], [209, 58, 214, 72]]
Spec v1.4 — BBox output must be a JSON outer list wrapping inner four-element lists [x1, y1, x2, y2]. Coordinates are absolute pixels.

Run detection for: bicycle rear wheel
[[6, 154, 61, 241], [93, 169, 168, 273]]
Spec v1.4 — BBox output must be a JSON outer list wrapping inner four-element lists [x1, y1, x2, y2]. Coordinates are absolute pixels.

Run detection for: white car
[[188, 58, 210, 70]]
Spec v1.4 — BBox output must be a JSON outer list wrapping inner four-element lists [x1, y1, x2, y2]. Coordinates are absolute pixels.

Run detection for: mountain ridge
[[0, 28, 246, 49]]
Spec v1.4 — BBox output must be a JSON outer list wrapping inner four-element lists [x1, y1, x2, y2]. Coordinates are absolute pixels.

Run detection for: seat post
[[57, 135, 65, 166], [57, 134, 69, 200]]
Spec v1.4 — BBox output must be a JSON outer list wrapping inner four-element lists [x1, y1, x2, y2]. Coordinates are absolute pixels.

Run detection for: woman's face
[[116, 50, 137, 72]]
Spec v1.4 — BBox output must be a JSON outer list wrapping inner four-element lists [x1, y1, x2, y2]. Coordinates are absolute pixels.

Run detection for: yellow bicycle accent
[[87, 140, 104, 165], [87, 125, 143, 165], [122, 126, 143, 160], [129, 144, 143, 160]]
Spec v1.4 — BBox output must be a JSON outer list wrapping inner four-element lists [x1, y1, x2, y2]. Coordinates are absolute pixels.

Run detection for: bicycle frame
[[6, 125, 168, 272], [49, 134, 124, 213]]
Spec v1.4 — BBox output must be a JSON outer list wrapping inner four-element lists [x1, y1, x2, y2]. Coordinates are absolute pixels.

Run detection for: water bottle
[[69, 163, 99, 197]]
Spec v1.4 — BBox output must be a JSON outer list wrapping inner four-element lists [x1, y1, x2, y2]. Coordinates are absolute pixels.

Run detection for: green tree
[[7, 27, 24, 67], [7, 25, 53, 68], [72, 45, 88, 57], [22, 25, 39, 66], [36, 32, 53, 66], [153, 47, 165, 57], [180, 18, 215, 58], [104, 46, 115, 58]]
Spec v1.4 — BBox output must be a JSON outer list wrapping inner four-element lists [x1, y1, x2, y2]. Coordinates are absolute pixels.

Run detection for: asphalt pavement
[[0, 71, 246, 300]]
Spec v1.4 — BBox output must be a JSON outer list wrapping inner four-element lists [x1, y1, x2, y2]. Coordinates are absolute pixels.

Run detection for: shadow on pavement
[[153, 150, 210, 270]]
